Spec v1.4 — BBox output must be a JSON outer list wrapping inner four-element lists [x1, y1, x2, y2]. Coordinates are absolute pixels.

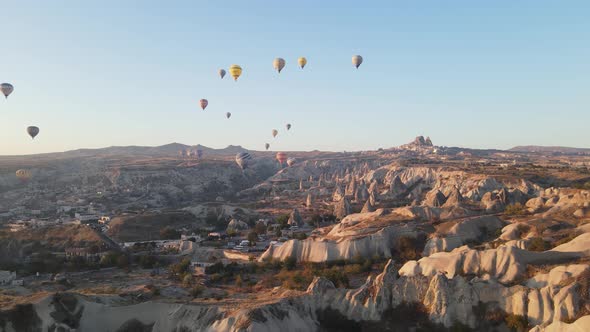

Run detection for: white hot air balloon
[[273, 58, 286, 73]]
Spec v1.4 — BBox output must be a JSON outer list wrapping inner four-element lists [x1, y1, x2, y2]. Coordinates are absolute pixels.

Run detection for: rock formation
[[389, 175, 407, 198], [360, 199, 375, 213], [423, 189, 447, 207], [288, 209, 303, 227], [334, 197, 352, 220]]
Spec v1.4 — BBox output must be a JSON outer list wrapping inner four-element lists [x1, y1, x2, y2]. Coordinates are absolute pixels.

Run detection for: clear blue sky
[[1, 1, 589, 155]]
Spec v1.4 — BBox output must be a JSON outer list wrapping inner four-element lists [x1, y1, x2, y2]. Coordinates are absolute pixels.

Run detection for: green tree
[[284, 257, 297, 271], [160, 227, 180, 240], [182, 273, 193, 287], [247, 231, 258, 245], [254, 222, 267, 235]]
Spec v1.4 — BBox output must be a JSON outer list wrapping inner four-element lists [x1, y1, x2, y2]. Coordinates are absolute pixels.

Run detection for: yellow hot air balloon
[[298, 57, 307, 69], [273, 58, 286, 73], [229, 65, 242, 81]]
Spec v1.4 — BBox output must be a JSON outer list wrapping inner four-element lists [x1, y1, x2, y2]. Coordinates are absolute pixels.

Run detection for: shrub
[[515, 224, 531, 238], [160, 227, 180, 240], [182, 274, 193, 287], [283, 257, 297, 271], [276, 214, 290, 227], [391, 235, 426, 263], [528, 237, 550, 252], [317, 266, 349, 288], [169, 258, 191, 279], [247, 231, 258, 245], [505, 314, 528, 332], [190, 285, 205, 298], [138, 254, 157, 269], [293, 232, 307, 240]]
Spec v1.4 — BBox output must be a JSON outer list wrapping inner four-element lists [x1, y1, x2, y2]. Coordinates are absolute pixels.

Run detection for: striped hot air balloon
[[229, 65, 242, 81], [236, 152, 252, 170], [1, 83, 14, 99]]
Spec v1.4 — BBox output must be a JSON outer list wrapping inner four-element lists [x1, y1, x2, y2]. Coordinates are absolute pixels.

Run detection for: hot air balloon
[[27, 126, 39, 139], [200, 99, 208, 110], [15, 169, 31, 182], [276, 152, 287, 165], [298, 57, 307, 69], [265, 143, 270, 150], [287, 157, 296, 167], [273, 58, 286, 73], [286, 123, 292, 131], [1, 83, 14, 99], [236, 152, 252, 170], [219, 69, 226, 79], [229, 65, 242, 81], [352, 55, 363, 69], [226, 112, 231, 119], [272, 129, 278, 138]]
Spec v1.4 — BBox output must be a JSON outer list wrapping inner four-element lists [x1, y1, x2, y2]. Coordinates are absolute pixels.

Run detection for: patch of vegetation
[[390, 235, 427, 263], [527, 237, 550, 252], [515, 224, 531, 238], [168, 258, 191, 281], [159, 227, 180, 240], [552, 232, 581, 247], [505, 203, 527, 216], [504, 314, 529, 332], [190, 285, 205, 298], [100, 251, 129, 269]]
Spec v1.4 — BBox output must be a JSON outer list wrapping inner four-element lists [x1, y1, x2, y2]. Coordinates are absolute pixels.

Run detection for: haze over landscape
[[2, 2, 590, 332]]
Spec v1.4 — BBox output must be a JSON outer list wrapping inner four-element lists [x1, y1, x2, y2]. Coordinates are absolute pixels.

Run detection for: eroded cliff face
[[3, 260, 587, 332]]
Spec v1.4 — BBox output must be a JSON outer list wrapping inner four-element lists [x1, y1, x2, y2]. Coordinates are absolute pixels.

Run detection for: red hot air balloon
[[200, 99, 208, 110], [276, 152, 287, 166]]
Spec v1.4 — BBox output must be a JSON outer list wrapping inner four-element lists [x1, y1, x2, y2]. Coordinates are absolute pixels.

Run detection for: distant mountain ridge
[[0, 143, 250, 159], [509, 146, 590, 154]]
